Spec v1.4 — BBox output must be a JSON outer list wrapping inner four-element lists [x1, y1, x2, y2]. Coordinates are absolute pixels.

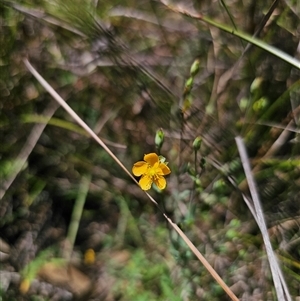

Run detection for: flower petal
[[144, 153, 159, 166], [132, 161, 148, 176], [139, 175, 153, 190], [153, 176, 167, 190], [159, 163, 171, 175]]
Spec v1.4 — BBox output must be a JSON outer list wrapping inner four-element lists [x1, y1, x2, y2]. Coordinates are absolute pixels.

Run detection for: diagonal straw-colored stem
[[23, 59, 141, 196], [24, 59, 239, 301]]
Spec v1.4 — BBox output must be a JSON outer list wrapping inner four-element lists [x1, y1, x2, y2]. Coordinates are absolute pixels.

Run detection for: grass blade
[[235, 136, 291, 301]]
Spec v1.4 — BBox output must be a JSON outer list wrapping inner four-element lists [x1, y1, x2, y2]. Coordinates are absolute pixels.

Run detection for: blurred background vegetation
[[0, 0, 299, 300]]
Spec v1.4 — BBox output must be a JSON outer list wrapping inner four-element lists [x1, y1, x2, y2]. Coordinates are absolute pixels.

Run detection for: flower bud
[[252, 97, 268, 112], [190, 58, 200, 77], [155, 128, 164, 150], [193, 136, 202, 151], [185, 77, 194, 91], [200, 157, 206, 169], [250, 77, 263, 94]]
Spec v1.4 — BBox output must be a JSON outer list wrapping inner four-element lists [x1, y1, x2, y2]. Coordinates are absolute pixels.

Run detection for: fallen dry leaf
[[38, 262, 92, 297]]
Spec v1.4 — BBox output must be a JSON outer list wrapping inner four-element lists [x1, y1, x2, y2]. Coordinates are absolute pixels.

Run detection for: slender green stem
[[65, 174, 91, 260], [219, 0, 237, 30], [162, 2, 300, 69], [188, 150, 197, 213], [201, 16, 299, 69]]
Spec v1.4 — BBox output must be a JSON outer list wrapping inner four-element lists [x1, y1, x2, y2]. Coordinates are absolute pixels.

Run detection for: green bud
[[250, 77, 263, 93], [195, 177, 201, 187], [158, 155, 167, 164], [182, 96, 193, 112], [239, 97, 249, 112], [185, 77, 194, 89], [183, 162, 191, 173], [252, 97, 268, 112], [213, 179, 226, 193], [193, 136, 202, 151], [190, 59, 200, 77], [200, 157, 206, 169], [155, 128, 164, 149], [184, 77, 194, 96]]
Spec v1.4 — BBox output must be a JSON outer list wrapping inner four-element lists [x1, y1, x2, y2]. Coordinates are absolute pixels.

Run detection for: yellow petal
[[159, 163, 171, 175], [153, 176, 167, 190], [139, 175, 153, 190], [20, 278, 30, 294], [144, 153, 159, 166], [132, 161, 148, 176]]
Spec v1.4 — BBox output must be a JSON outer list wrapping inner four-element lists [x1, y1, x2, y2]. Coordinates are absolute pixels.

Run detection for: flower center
[[148, 163, 160, 178]]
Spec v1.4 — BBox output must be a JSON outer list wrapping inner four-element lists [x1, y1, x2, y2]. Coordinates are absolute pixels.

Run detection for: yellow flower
[[132, 153, 171, 191], [84, 248, 95, 265]]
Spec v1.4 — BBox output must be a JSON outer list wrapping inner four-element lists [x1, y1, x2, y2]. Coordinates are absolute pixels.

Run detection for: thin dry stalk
[[235, 136, 291, 301]]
